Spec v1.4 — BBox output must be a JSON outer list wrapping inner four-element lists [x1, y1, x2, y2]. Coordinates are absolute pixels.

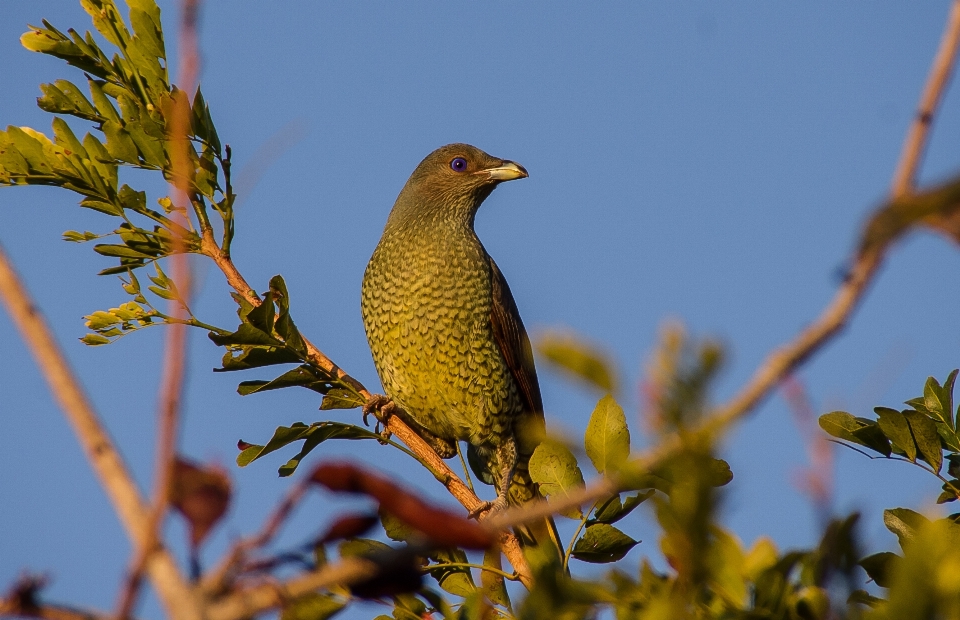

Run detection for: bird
[[360, 143, 547, 519]]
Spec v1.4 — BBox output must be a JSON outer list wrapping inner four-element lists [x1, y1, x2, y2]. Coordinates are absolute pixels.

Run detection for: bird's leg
[[468, 437, 517, 519], [361, 395, 457, 458], [362, 394, 396, 443]]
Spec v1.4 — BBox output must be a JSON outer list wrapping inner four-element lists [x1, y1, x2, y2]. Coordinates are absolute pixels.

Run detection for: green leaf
[[571, 523, 639, 563], [277, 423, 383, 477], [209, 323, 282, 348], [62, 230, 100, 242], [589, 490, 655, 525], [876, 407, 915, 461], [903, 409, 943, 473], [215, 346, 302, 371], [280, 593, 345, 620], [529, 441, 585, 519], [338, 538, 391, 558], [320, 389, 364, 410], [428, 548, 476, 598], [235, 423, 312, 467], [269, 275, 307, 355], [819, 411, 891, 456], [938, 480, 960, 504], [380, 510, 414, 542], [93, 243, 155, 259], [535, 330, 617, 393], [858, 551, 900, 588], [237, 365, 334, 396], [883, 508, 930, 550], [80, 333, 111, 346], [584, 394, 631, 475]]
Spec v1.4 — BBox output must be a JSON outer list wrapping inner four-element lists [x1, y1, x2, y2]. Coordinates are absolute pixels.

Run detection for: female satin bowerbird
[[361, 143, 546, 517]]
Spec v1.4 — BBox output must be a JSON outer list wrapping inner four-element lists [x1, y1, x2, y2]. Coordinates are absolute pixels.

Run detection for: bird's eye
[[450, 157, 468, 172]]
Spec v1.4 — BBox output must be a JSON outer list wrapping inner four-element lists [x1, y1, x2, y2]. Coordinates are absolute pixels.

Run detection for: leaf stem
[[563, 499, 600, 571], [422, 562, 519, 582]]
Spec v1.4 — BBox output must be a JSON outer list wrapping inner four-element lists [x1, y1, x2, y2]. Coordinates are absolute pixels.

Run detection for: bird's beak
[[480, 160, 528, 181]]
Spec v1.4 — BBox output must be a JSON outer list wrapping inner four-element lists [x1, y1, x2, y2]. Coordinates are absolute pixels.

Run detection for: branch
[[115, 2, 203, 617], [0, 244, 200, 620], [709, 0, 960, 429], [0, 575, 122, 620], [891, 0, 960, 197], [205, 557, 378, 620]]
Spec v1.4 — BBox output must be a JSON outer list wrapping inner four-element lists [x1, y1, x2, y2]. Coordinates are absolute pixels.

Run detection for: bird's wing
[[487, 255, 544, 419]]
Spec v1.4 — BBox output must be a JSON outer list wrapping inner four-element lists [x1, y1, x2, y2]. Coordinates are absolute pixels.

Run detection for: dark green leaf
[[858, 551, 900, 588], [237, 365, 334, 396], [215, 346, 301, 371], [208, 324, 282, 348], [904, 409, 943, 473], [938, 480, 960, 504], [380, 510, 414, 542], [819, 411, 891, 456], [276, 423, 383, 477], [235, 423, 312, 467], [876, 407, 915, 460], [584, 394, 630, 475], [320, 388, 364, 410], [924, 376, 951, 426], [571, 523, 639, 563]]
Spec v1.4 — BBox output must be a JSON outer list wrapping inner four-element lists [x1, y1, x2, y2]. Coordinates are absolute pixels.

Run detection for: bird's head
[[390, 143, 528, 228]]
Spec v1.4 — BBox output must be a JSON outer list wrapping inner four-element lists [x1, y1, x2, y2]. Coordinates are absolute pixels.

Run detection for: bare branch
[[709, 0, 960, 429], [891, 0, 960, 197], [0, 244, 199, 620], [205, 557, 378, 620], [115, 2, 204, 618]]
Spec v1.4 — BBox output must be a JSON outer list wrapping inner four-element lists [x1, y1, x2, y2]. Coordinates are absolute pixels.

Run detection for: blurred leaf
[[571, 523, 638, 563], [535, 330, 618, 393], [529, 441, 585, 519], [584, 395, 631, 475], [428, 548, 476, 598], [589, 490, 654, 525], [280, 593, 345, 620], [859, 551, 901, 588], [338, 538, 392, 558], [169, 457, 231, 549], [481, 547, 510, 609], [380, 510, 414, 543], [883, 508, 930, 550]]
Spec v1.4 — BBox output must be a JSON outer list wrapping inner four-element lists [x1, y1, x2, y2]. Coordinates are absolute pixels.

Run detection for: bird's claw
[[468, 496, 509, 520], [362, 394, 394, 426]]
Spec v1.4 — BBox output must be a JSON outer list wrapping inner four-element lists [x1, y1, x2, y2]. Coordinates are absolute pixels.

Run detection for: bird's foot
[[362, 394, 395, 425], [362, 395, 395, 444], [468, 495, 510, 520]]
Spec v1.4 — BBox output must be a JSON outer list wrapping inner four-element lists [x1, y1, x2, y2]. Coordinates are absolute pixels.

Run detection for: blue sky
[[2, 2, 959, 617]]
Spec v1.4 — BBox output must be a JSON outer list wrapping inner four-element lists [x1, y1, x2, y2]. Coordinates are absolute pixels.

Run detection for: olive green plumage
[[361, 143, 543, 511]]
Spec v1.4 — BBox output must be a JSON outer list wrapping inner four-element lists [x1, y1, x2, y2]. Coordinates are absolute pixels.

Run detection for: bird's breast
[[361, 229, 519, 444]]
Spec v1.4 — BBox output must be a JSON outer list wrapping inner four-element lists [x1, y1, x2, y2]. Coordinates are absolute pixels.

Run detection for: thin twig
[[114, 2, 203, 618], [205, 557, 379, 620], [201, 479, 311, 595], [891, 0, 960, 197], [0, 244, 199, 620], [708, 0, 960, 431]]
